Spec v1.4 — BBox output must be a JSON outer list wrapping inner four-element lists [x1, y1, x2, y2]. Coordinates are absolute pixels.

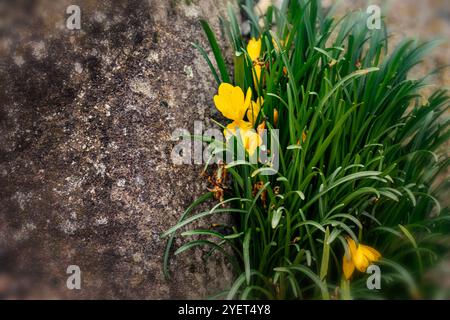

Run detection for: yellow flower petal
[[360, 244, 381, 262], [253, 64, 262, 88], [244, 87, 252, 110], [242, 129, 263, 156], [224, 120, 262, 156], [247, 38, 263, 88], [224, 120, 252, 139], [214, 83, 250, 121], [247, 38, 261, 62], [272, 38, 281, 52], [247, 97, 264, 126], [223, 122, 237, 139], [347, 237, 368, 272], [347, 237, 357, 254], [353, 248, 370, 272], [342, 254, 355, 280]]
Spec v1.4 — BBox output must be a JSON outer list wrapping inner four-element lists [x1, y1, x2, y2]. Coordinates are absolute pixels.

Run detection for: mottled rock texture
[[0, 0, 234, 299]]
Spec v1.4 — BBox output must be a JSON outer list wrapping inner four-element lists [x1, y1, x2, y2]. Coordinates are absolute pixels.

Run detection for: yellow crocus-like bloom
[[224, 120, 262, 156], [342, 237, 381, 280], [241, 127, 263, 156], [223, 120, 252, 139], [214, 83, 262, 156], [247, 37, 262, 62], [214, 83, 252, 121], [247, 38, 262, 86], [247, 97, 264, 126]]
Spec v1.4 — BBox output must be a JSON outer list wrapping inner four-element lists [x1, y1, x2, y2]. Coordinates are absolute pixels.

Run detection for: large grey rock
[[0, 0, 233, 299]]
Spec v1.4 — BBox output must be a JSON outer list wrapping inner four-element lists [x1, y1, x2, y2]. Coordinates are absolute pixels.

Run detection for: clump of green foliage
[[163, 0, 450, 299]]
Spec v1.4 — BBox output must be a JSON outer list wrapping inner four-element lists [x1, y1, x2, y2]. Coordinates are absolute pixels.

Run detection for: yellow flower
[[342, 237, 381, 280], [224, 120, 262, 156], [214, 83, 252, 121], [247, 97, 264, 126], [253, 65, 262, 85], [242, 128, 263, 156], [247, 37, 261, 62], [223, 120, 252, 139], [247, 38, 262, 87], [214, 83, 262, 156]]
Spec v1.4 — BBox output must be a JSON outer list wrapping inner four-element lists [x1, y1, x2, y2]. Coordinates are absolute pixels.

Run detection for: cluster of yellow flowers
[[213, 38, 265, 156], [213, 83, 264, 155]]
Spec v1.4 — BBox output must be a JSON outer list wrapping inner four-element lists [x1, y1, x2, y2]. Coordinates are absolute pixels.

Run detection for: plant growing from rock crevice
[[164, 0, 450, 299]]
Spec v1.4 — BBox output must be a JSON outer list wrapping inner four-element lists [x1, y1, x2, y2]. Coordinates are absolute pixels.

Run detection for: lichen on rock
[[0, 0, 234, 299]]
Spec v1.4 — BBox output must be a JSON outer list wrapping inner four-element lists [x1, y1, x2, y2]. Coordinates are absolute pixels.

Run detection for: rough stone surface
[[0, 0, 234, 299]]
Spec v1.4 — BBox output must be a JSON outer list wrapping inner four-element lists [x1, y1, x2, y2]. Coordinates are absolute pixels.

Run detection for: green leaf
[[320, 227, 330, 280], [234, 51, 245, 90], [243, 229, 252, 285], [162, 192, 213, 279], [275, 266, 329, 300], [272, 207, 284, 229], [200, 19, 230, 83], [191, 42, 220, 85], [251, 167, 278, 177]]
